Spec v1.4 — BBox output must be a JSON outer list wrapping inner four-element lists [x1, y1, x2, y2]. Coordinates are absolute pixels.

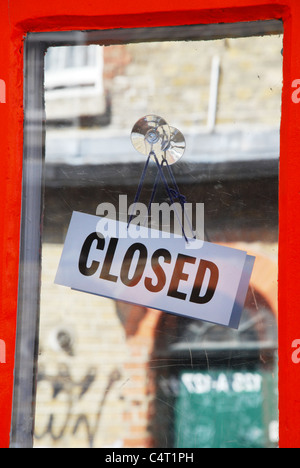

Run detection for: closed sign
[[55, 211, 255, 328]]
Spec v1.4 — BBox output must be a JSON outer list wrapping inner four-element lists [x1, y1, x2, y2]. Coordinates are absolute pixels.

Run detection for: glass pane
[[33, 29, 281, 448]]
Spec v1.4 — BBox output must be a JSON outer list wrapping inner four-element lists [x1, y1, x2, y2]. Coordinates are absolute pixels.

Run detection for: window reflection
[[34, 30, 281, 448]]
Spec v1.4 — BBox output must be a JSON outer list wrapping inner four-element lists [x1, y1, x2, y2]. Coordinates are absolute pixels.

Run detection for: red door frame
[[0, 0, 298, 448]]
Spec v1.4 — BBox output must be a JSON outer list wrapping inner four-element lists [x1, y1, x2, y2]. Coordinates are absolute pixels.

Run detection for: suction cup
[[154, 126, 186, 165], [131, 115, 171, 156]]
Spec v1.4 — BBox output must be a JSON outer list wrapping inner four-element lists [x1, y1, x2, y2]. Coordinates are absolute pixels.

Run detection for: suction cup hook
[[156, 126, 186, 165], [131, 115, 171, 156], [129, 116, 191, 240]]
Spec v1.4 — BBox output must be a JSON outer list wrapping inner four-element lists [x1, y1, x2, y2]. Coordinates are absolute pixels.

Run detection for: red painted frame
[[0, 0, 298, 448]]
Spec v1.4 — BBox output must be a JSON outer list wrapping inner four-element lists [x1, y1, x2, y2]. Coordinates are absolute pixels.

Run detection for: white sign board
[[55, 211, 255, 329]]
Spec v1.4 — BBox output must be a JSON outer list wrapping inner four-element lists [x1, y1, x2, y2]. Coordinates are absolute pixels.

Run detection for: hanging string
[[162, 157, 195, 239], [127, 152, 151, 228], [151, 151, 188, 242], [128, 149, 195, 243]]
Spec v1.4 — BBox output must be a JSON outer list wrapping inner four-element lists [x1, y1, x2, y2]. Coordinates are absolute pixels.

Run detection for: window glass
[[18, 25, 283, 448]]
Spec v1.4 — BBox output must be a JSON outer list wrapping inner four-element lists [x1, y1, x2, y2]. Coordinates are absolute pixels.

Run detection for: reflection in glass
[[161, 126, 186, 165], [33, 29, 282, 448]]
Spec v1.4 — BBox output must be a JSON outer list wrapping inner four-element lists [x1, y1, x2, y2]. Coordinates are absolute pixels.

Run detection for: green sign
[[175, 369, 277, 448]]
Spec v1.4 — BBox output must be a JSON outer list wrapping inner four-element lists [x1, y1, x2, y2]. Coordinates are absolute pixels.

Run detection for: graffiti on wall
[[34, 364, 121, 447]]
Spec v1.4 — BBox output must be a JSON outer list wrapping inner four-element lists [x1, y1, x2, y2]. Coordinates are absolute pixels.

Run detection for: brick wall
[[103, 35, 282, 130]]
